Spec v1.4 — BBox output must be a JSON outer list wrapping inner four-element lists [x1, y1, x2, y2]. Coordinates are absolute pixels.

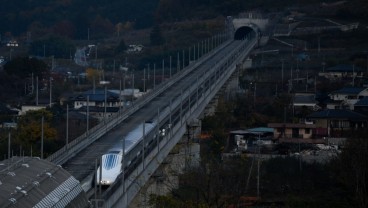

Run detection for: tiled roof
[[355, 97, 368, 106], [307, 109, 367, 120], [293, 94, 316, 104], [78, 106, 120, 113], [268, 123, 316, 128], [326, 64, 364, 72], [73, 90, 120, 102], [330, 87, 366, 95]]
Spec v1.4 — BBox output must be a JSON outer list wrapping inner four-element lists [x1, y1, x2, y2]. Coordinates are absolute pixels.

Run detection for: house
[[328, 87, 368, 110], [354, 97, 368, 116], [229, 127, 273, 152], [318, 64, 364, 81], [306, 109, 368, 137], [77, 106, 119, 121], [292, 93, 320, 113], [267, 122, 325, 144], [71, 89, 122, 110], [19, 105, 46, 115]]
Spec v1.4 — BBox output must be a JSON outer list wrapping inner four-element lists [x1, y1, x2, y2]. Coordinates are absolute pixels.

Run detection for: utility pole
[[257, 134, 261, 198], [87, 96, 89, 134], [281, 59, 284, 88], [66, 105, 69, 146], [119, 79, 122, 114], [353, 65, 355, 87], [169, 56, 172, 78], [162, 59, 165, 83], [41, 116, 44, 159], [36, 76, 39, 106], [182, 50, 185, 69], [153, 64, 156, 88], [8, 132, 11, 159], [143, 68, 146, 92], [49, 77, 52, 108], [177, 52, 180, 73]]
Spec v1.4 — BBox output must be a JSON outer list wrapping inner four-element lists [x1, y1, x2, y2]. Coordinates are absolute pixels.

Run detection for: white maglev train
[[96, 122, 156, 185]]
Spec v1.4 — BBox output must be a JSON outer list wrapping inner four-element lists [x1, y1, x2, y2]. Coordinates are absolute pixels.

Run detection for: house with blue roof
[[306, 109, 367, 137], [328, 87, 368, 110], [319, 64, 364, 81], [72, 90, 122, 110], [71, 89, 123, 121], [354, 97, 368, 116], [292, 93, 321, 112]]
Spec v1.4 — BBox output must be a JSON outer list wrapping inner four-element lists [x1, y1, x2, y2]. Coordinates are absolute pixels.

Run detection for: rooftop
[[326, 64, 364, 72], [0, 157, 89, 208], [330, 87, 366, 95], [307, 109, 368, 120]]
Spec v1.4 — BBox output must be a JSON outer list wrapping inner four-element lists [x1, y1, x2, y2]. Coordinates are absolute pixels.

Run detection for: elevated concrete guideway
[[44, 12, 269, 208]]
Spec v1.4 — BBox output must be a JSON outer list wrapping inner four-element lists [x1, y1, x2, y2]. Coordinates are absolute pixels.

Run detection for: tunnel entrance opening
[[234, 26, 254, 40]]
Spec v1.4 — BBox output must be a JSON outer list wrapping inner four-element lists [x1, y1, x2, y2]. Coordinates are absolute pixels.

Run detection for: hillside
[[1, 0, 367, 41], [0, 0, 159, 38]]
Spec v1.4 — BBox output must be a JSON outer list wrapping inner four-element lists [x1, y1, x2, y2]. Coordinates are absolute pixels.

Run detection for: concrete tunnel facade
[[234, 26, 256, 40]]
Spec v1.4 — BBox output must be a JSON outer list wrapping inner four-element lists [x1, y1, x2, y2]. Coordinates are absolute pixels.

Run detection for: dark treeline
[[0, 0, 159, 38], [2, 0, 367, 40]]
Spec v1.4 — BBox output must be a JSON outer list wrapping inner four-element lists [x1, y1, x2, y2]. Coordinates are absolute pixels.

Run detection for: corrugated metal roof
[[0, 157, 89, 208], [246, 127, 274, 133]]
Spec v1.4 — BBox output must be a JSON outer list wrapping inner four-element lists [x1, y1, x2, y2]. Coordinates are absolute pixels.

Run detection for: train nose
[[100, 180, 111, 185]]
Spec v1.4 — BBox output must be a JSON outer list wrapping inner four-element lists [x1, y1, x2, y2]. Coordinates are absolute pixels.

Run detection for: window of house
[[305, 128, 310, 134], [342, 121, 350, 128]]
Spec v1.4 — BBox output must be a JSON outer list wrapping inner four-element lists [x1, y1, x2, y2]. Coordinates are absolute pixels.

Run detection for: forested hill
[[0, 0, 159, 38], [0, 0, 367, 40]]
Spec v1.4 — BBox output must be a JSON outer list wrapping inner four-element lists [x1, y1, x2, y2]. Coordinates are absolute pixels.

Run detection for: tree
[[3, 56, 48, 79], [52, 20, 75, 38], [15, 109, 57, 157], [29, 35, 75, 58], [333, 132, 368, 208], [150, 25, 165, 46], [115, 39, 127, 55]]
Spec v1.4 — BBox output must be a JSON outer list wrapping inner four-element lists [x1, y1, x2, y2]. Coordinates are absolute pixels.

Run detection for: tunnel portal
[[234, 26, 254, 40]]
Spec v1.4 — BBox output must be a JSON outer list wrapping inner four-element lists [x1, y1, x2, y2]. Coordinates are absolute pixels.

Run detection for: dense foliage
[[1, 0, 367, 40], [0, 0, 159, 38], [3, 56, 48, 78]]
